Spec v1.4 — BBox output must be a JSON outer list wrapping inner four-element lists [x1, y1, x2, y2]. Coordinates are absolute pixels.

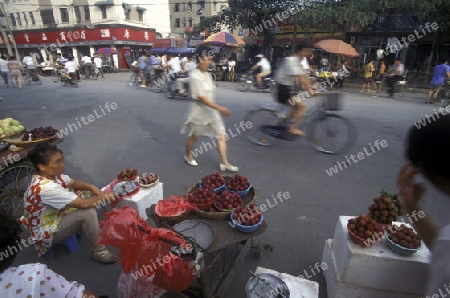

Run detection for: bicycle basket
[[322, 92, 341, 111]]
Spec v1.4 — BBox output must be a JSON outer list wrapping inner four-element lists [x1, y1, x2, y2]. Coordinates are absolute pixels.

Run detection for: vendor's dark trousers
[[52, 208, 101, 250], [84, 63, 92, 78], [387, 75, 402, 97]]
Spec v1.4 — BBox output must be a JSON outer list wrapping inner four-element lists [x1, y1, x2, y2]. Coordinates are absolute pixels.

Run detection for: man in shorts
[[425, 58, 450, 104], [252, 54, 272, 88], [360, 58, 375, 93], [275, 41, 317, 136]]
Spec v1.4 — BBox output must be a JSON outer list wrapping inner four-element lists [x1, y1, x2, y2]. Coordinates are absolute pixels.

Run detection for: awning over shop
[[122, 3, 131, 11], [136, 6, 147, 11], [94, 0, 114, 6]]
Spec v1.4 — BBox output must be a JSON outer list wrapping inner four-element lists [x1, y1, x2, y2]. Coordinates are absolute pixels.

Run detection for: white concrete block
[[332, 216, 430, 295], [322, 239, 420, 298], [114, 182, 164, 220], [254, 266, 319, 298]]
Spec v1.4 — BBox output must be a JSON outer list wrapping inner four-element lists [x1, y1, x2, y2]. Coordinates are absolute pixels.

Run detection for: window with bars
[[174, 3, 180, 12], [100, 6, 107, 19], [40, 9, 55, 25], [188, 18, 192, 27], [182, 18, 186, 27], [175, 18, 180, 28], [75, 6, 81, 23], [198, 1, 205, 9], [84, 6, 90, 21], [60, 8, 69, 23], [29, 12, 35, 25], [9, 13, 16, 26], [23, 12, 28, 25], [16, 13, 22, 26], [138, 10, 143, 22]]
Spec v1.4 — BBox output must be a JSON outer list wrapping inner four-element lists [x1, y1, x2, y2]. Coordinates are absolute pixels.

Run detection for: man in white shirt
[[275, 41, 316, 136], [320, 57, 329, 71], [93, 53, 104, 78], [228, 58, 236, 82], [176, 55, 196, 94], [64, 56, 77, 83], [252, 54, 272, 88], [81, 54, 92, 78]]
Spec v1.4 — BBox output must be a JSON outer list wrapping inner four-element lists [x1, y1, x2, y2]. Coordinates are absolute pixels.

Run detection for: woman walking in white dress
[[181, 45, 239, 172]]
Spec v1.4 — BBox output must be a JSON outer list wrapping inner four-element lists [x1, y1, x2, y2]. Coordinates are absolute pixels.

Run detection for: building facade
[[168, 0, 226, 38], [0, 0, 170, 69]]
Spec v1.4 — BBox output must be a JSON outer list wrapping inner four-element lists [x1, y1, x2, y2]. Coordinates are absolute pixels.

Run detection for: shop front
[[0, 25, 156, 70]]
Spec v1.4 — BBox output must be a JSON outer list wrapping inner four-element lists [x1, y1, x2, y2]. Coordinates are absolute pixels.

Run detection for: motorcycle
[[61, 73, 78, 88], [238, 71, 274, 93], [166, 72, 190, 99]]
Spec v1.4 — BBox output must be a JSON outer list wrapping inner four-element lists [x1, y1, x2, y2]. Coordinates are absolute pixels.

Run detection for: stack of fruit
[[117, 168, 138, 181], [225, 174, 252, 195], [231, 204, 263, 232], [347, 214, 384, 246], [187, 186, 218, 211], [214, 189, 243, 211], [385, 224, 422, 252], [0, 118, 24, 139], [21, 126, 58, 141], [200, 172, 225, 193], [368, 189, 406, 224]]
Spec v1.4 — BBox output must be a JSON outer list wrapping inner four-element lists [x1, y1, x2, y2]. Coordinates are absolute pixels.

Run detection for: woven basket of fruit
[[384, 225, 423, 256], [4, 127, 59, 148], [347, 214, 384, 247], [192, 183, 258, 220]]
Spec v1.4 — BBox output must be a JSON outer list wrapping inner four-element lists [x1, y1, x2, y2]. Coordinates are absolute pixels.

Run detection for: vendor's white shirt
[[65, 61, 77, 73], [82, 56, 92, 64], [228, 60, 235, 71], [0, 263, 85, 298], [426, 224, 450, 296], [93, 57, 102, 68], [257, 58, 271, 72], [275, 56, 309, 86], [0, 57, 9, 71]]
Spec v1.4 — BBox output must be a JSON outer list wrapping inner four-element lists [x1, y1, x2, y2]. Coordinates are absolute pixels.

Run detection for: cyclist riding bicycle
[[274, 41, 318, 136], [251, 54, 271, 88]]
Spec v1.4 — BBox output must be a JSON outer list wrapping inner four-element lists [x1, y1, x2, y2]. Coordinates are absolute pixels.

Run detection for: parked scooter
[[238, 71, 274, 93], [166, 72, 190, 99]]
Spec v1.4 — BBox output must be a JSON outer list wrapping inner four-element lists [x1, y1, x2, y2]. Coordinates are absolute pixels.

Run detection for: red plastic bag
[[98, 207, 196, 292], [155, 195, 196, 217]]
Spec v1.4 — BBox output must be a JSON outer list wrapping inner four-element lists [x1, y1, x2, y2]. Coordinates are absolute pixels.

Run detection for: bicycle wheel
[[306, 114, 356, 154], [244, 109, 282, 146], [52, 70, 60, 82], [0, 162, 35, 218]]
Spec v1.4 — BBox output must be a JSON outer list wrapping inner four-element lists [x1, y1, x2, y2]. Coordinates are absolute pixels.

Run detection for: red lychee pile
[[201, 172, 225, 189], [232, 204, 262, 226], [386, 224, 422, 249], [139, 173, 158, 185], [118, 168, 138, 181], [187, 186, 218, 208], [226, 174, 250, 191], [214, 190, 243, 211], [368, 190, 406, 223]]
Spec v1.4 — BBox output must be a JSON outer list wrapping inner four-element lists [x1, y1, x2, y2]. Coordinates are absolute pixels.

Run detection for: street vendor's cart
[[0, 137, 63, 217], [146, 204, 268, 298]]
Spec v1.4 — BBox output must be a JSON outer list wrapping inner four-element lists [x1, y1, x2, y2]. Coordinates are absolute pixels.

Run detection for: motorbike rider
[[174, 55, 196, 96], [64, 55, 77, 84], [251, 54, 272, 88], [167, 54, 184, 94]]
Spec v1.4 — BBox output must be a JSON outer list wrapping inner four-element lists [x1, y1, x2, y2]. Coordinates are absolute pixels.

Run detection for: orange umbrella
[[314, 39, 359, 57]]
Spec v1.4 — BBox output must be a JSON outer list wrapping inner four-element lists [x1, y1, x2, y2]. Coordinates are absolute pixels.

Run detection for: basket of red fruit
[[214, 190, 244, 211], [230, 204, 263, 233], [225, 174, 252, 196], [199, 172, 226, 194], [5, 126, 59, 148], [187, 183, 219, 211], [117, 168, 138, 182]]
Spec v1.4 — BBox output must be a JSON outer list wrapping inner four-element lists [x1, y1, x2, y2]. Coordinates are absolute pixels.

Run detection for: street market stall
[[0, 119, 62, 218]]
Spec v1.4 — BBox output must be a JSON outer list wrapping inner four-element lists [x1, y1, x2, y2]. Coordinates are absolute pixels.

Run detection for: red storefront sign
[[8, 27, 156, 46]]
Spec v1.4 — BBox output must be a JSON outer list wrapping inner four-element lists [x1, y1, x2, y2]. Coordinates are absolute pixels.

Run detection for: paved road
[[1, 73, 447, 297]]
